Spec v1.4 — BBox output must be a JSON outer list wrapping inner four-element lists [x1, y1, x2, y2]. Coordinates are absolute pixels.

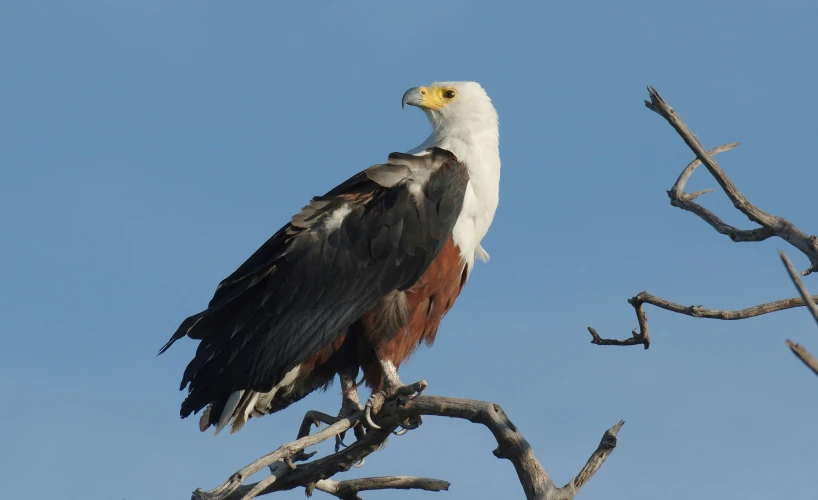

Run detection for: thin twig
[[588, 291, 818, 349], [666, 142, 777, 242]]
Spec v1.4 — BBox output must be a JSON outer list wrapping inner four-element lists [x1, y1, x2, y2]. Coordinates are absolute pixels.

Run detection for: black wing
[[160, 147, 469, 418]]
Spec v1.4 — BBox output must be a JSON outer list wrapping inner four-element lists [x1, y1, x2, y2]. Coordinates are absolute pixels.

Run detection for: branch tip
[[779, 250, 818, 326]]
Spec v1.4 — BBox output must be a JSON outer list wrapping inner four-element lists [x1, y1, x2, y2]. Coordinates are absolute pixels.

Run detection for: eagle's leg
[[334, 368, 365, 452], [364, 359, 427, 430], [291, 369, 365, 456]]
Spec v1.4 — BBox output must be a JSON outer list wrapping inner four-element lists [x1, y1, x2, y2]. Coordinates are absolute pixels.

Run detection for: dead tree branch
[[588, 87, 818, 350], [644, 86, 818, 276], [192, 395, 623, 500], [779, 251, 818, 326], [588, 291, 818, 349], [780, 251, 818, 377], [786, 340, 818, 378], [313, 476, 450, 499]]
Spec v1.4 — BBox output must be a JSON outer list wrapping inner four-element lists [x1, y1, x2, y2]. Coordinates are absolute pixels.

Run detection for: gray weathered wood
[[779, 250, 818, 378], [786, 340, 818, 378], [589, 87, 818, 351], [193, 395, 623, 500], [780, 251, 818, 326], [645, 87, 818, 276], [588, 291, 818, 349], [314, 476, 450, 499]]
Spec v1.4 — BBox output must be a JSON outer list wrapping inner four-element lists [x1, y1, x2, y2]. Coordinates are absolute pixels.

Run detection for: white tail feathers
[[213, 390, 244, 435], [209, 364, 304, 435], [229, 391, 260, 434]]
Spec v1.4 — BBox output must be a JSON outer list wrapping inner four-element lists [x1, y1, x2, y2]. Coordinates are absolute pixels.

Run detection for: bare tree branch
[[559, 421, 624, 498], [779, 250, 818, 378], [779, 251, 818, 326], [666, 142, 777, 242], [313, 476, 450, 499], [192, 395, 623, 500], [785, 340, 818, 378], [644, 86, 818, 276], [589, 88, 818, 351], [588, 291, 818, 349], [193, 414, 362, 500]]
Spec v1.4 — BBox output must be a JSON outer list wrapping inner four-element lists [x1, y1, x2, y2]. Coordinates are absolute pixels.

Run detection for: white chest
[[408, 128, 500, 273], [452, 179, 498, 271]]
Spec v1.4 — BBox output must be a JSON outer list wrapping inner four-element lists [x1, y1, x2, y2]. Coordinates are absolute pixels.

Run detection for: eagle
[[160, 81, 501, 436]]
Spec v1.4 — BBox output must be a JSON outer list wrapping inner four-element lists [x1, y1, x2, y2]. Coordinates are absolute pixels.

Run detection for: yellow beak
[[401, 86, 447, 111]]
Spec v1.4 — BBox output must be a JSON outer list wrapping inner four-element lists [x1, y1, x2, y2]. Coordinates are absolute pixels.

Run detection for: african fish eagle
[[160, 81, 500, 436]]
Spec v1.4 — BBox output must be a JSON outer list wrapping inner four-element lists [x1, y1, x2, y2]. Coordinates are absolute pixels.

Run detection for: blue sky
[[2, 1, 817, 499]]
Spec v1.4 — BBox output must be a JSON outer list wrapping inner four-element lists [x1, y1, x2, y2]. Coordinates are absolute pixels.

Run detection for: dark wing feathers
[[161, 148, 469, 419]]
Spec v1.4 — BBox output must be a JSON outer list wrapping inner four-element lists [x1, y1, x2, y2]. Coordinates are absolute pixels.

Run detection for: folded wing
[[160, 148, 469, 426]]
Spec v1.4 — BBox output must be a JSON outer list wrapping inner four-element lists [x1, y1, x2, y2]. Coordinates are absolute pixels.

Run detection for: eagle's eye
[[443, 89, 456, 99]]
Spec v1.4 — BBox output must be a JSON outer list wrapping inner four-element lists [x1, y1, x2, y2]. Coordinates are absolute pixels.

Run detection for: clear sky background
[[2, 1, 817, 499]]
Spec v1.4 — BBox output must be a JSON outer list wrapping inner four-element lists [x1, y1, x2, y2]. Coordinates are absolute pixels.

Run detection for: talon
[[364, 379, 427, 430], [352, 457, 366, 468], [404, 415, 423, 430], [393, 415, 422, 435], [365, 405, 382, 429], [410, 380, 428, 398], [377, 437, 388, 451]]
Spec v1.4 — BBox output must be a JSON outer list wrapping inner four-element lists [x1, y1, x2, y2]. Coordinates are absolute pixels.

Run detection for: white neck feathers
[[408, 100, 501, 271]]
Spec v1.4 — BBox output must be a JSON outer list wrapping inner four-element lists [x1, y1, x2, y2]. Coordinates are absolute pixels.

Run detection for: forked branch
[[588, 291, 818, 349], [193, 395, 623, 500], [588, 87, 818, 349], [644, 86, 818, 276]]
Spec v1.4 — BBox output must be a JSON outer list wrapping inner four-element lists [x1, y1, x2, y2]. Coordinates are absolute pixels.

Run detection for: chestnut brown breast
[[361, 236, 468, 389]]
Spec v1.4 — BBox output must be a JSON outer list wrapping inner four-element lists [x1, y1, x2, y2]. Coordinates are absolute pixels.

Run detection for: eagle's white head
[[401, 81, 499, 164], [401, 81, 498, 140], [401, 81, 500, 268]]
